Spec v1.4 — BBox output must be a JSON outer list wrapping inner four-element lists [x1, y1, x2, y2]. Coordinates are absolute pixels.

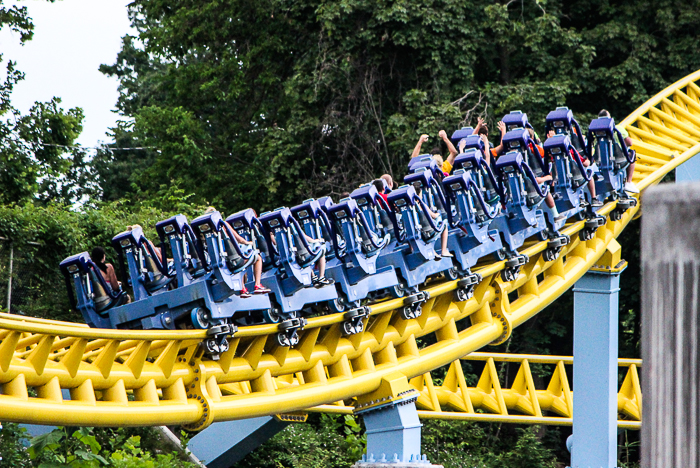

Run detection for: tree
[[0, 1, 90, 206], [99, 0, 700, 214]]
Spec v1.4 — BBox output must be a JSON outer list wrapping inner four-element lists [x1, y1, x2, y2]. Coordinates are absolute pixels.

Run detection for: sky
[[0, 0, 134, 147]]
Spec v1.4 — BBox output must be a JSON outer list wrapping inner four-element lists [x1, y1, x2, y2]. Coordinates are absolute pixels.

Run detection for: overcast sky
[[0, 0, 134, 147]]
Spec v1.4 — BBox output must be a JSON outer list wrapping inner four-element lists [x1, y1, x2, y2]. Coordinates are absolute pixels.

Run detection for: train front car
[[587, 117, 638, 221]]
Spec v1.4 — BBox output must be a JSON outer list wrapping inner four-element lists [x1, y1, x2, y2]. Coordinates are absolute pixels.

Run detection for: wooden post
[[641, 182, 700, 468]]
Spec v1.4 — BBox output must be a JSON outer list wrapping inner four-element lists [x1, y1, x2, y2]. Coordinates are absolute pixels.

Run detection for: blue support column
[[569, 241, 627, 468], [675, 152, 700, 182], [188, 416, 291, 468], [354, 372, 437, 467]]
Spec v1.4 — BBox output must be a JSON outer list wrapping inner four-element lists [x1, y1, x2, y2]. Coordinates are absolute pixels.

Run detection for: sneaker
[[625, 181, 640, 194], [314, 276, 334, 287], [254, 284, 271, 294], [434, 252, 442, 261], [554, 214, 567, 223], [441, 251, 454, 258], [591, 199, 604, 207], [240, 287, 252, 298]]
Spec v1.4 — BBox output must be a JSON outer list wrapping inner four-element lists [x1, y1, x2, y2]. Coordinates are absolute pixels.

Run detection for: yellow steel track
[[311, 352, 643, 430], [1, 70, 699, 429]]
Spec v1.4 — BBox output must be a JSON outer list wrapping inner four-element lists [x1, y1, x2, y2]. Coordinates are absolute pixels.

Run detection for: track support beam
[[353, 372, 439, 467], [569, 240, 627, 468]]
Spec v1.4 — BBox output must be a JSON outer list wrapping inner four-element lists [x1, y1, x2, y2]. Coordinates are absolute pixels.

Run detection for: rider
[[545, 130, 603, 208], [598, 109, 639, 194], [90, 246, 120, 292], [410, 130, 459, 176], [204, 207, 270, 297], [472, 118, 506, 164]]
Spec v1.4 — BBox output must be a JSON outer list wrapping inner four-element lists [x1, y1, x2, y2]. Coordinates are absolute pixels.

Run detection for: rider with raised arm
[[598, 109, 638, 194], [411, 130, 459, 175]]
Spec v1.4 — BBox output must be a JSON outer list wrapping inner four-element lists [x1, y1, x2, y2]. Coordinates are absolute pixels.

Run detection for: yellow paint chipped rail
[[0, 68, 697, 429]]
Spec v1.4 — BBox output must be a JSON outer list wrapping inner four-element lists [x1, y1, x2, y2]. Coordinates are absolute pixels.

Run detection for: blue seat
[[502, 128, 549, 177], [586, 117, 634, 195], [60, 252, 128, 328], [545, 106, 588, 156], [111, 226, 172, 300], [502, 110, 534, 132]]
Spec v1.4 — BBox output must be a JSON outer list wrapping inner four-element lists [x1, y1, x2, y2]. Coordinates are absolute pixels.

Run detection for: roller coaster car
[[502, 110, 534, 132], [374, 185, 455, 312], [451, 150, 501, 208], [254, 207, 338, 318], [586, 117, 638, 222], [545, 106, 588, 156], [226, 209, 274, 270], [190, 211, 272, 318], [543, 134, 592, 213], [60, 252, 128, 329], [587, 117, 635, 194], [322, 198, 398, 323], [155, 214, 207, 286], [351, 183, 398, 241], [490, 151, 549, 280], [502, 128, 550, 178], [290, 198, 337, 261], [405, 167, 449, 219], [111, 226, 173, 302], [96, 215, 243, 333]]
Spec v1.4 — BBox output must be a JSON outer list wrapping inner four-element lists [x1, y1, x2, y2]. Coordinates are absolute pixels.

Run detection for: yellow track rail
[[311, 352, 642, 430], [0, 70, 698, 429]]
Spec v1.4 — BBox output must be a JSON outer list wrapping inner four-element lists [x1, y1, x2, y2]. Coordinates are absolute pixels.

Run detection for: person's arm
[[491, 121, 506, 154], [536, 174, 552, 184], [411, 134, 429, 159], [303, 233, 320, 243], [226, 221, 252, 245], [624, 136, 633, 148], [439, 130, 458, 166], [105, 264, 120, 291], [473, 117, 485, 135], [458, 139, 467, 153], [147, 239, 163, 263]]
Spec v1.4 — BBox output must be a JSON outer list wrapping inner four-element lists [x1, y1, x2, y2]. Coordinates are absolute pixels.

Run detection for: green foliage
[[0, 200, 203, 321], [235, 414, 364, 468], [97, 0, 700, 214], [0, 422, 32, 468], [1, 1, 93, 206], [27, 427, 195, 468]]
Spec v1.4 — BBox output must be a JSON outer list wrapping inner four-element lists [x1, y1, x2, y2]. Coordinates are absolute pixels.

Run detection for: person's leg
[[440, 228, 451, 257], [545, 193, 555, 208], [627, 162, 636, 183], [254, 257, 262, 286], [588, 179, 597, 198], [317, 256, 326, 278]]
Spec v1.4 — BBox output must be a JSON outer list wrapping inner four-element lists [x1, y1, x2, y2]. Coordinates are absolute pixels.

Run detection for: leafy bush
[[0, 200, 203, 322]]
